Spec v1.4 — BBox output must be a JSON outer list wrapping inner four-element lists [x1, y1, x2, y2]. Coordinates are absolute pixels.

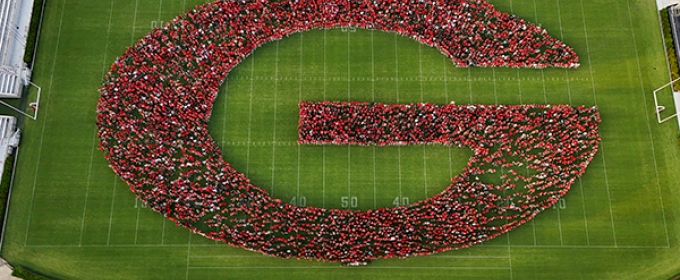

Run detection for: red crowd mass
[[97, 0, 589, 264]]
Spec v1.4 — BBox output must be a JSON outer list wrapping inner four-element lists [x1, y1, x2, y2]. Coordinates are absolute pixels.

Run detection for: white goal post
[[0, 82, 41, 121], [653, 77, 680, 123]]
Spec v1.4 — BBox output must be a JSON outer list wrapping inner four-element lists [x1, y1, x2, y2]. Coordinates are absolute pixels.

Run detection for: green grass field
[[1, 0, 679, 279]]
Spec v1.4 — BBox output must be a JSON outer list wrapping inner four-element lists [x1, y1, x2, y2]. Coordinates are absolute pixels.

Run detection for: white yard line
[[418, 45, 428, 198], [492, 68, 498, 104], [158, 0, 163, 22], [397, 147, 403, 200], [161, 219, 166, 245], [270, 41, 279, 196], [531, 0, 548, 104], [245, 53, 255, 177], [348, 146, 351, 200], [347, 31, 351, 200], [447, 145, 453, 180], [516, 70, 523, 104], [322, 29, 327, 208], [79, 0, 116, 247], [468, 67, 474, 104], [371, 30, 377, 208], [625, 0, 671, 246], [321, 145, 326, 208], [187, 266, 511, 270], [556, 0, 589, 244], [185, 234, 192, 280], [102, 0, 118, 247], [578, 178, 590, 245], [521, 160, 537, 245], [555, 0, 573, 105], [564, 70, 573, 103], [373, 146, 377, 208], [531, 219, 537, 245], [106, 176, 117, 245], [394, 34, 402, 199], [506, 234, 514, 280], [556, 207, 564, 246], [24, 0, 66, 246], [443, 54, 449, 101], [347, 30, 351, 102], [579, 0, 617, 247], [541, 69, 547, 103], [418, 44, 424, 102], [510, 0, 524, 105], [422, 147, 428, 197], [395, 33, 399, 103], [371, 30, 375, 102], [443, 55, 454, 181], [221, 78, 229, 145], [134, 200, 140, 244], [296, 136, 300, 203], [500, 166, 510, 244], [555, 0, 571, 245], [525, 0, 548, 238], [123, 0, 140, 247], [297, 33, 303, 204]]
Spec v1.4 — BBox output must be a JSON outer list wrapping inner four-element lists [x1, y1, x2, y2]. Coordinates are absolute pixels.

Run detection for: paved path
[[0, 259, 18, 280], [0, 266, 19, 280], [658, 0, 680, 10]]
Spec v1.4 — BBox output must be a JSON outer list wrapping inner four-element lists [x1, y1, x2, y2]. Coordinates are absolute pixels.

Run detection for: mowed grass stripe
[[580, 0, 658, 247], [22, 0, 72, 246], [626, 0, 672, 247], [79, 0, 117, 247]]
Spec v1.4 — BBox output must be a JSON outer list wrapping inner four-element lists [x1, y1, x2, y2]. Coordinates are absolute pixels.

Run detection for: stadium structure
[[0, 0, 39, 181], [0, 0, 33, 98], [0, 0, 37, 201]]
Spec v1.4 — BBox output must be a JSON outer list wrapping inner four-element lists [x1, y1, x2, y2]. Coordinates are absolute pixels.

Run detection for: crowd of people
[[97, 0, 589, 264]]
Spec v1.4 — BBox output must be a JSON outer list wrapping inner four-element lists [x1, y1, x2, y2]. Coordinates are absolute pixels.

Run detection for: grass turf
[[1, 0, 680, 279]]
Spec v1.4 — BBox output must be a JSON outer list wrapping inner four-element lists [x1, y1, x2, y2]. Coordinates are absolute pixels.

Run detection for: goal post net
[[0, 82, 41, 121], [653, 77, 680, 124]]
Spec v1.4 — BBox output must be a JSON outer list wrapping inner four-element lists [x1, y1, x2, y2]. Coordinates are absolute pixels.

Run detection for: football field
[[1, 0, 680, 279]]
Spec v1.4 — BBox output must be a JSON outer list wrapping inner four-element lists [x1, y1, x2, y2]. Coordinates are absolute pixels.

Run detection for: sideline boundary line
[[0, 146, 20, 251]]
